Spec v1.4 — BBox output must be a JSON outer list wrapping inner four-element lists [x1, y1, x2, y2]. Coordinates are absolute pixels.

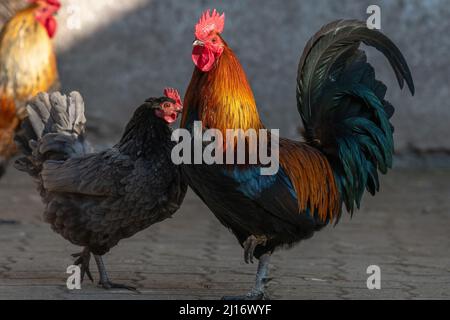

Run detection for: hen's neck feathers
[[118, 105, 173, 159], [183, 44, 264, 135]]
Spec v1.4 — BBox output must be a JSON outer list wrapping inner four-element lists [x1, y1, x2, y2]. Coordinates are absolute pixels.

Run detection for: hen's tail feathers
[[296, 20, 414, 218], [14, 91, 90, 177]]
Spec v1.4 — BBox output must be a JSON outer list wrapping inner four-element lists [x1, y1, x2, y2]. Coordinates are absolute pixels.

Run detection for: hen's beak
[[193, 40, 204, 47]]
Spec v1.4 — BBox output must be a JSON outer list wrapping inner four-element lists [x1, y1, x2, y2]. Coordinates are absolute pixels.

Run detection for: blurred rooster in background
[[182, 10, 414, 299], [0, 0, 60, 177], [0, 1, 26, 26]]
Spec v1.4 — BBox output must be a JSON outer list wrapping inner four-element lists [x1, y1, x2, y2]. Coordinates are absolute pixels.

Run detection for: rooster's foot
[[71, 247, 93, 283], [222, 291, 269, 300], [222, 253, 272, 300], [243, 235, 267, 264]]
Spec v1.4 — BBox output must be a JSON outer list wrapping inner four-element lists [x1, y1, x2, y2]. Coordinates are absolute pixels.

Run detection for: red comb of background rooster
[[164, 88, 182, 109], [195, 9, 225, 40], [29, 0, 61, 7]]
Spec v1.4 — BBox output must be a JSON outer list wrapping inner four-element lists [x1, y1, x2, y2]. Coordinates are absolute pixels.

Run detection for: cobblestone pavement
[[0, 168, 449, 300]]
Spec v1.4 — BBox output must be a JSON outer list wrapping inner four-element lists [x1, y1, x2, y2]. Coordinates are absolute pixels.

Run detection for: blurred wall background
[[49, 0, 449, 165]]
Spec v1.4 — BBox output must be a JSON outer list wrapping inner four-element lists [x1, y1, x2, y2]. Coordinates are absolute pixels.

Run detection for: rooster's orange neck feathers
[[182, 44, 264, 135], [182, 32, 340, 222]]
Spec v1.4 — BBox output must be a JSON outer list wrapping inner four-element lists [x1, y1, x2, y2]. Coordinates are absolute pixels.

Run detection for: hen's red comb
[[195, 9, 225, 40], [164, 88, 182, 108]]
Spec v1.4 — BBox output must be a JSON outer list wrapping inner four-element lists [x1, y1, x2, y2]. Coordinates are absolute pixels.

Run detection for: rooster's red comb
[[164, 88, 182, 108], [29, 0, 61, 8], [195, 9, 225, 40]]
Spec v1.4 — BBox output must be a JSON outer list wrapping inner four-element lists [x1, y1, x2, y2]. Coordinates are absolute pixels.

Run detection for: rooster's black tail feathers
[[296, 20, 414, 217]]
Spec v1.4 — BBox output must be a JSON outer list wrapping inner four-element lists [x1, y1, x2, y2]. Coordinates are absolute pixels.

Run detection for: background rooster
[[15, 89, 186, 290], [182, 10, 415, 299], [0, 0, 60, 177], [0, 1, 26, 26]]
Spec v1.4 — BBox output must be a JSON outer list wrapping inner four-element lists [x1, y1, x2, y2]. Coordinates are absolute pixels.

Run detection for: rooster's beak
[[193, 40, 204, 47]]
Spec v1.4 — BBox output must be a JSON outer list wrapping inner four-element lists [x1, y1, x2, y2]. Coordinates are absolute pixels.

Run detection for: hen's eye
[[211, 38, 217, 43], [162, 103, 171, 109]]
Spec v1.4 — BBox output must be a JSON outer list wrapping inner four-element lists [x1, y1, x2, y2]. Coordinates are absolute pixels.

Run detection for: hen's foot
[[71, 247, 93, 282], [93, 254, 139, 293], [243, 235, 267, 264], [98, 280, 139, 293]]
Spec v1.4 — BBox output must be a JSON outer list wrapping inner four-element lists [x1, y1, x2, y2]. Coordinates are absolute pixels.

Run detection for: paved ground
[[0, 167, 449, 300]]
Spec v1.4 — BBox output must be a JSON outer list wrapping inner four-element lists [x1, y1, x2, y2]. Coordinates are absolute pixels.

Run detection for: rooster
[[15, 89, 187, 290], [0, 0, 60, 177], [0, 1, 27, 26], [181, 10, 415, 299]]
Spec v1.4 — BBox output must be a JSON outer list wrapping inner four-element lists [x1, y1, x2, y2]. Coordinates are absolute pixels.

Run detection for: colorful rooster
[[182, 10, 415, 299], [0, 0, 60, 177]]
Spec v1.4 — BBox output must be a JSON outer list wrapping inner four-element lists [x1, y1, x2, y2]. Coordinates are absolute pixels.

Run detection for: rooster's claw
[[222, 291, 269, 300], [243, 235, 267, 264]]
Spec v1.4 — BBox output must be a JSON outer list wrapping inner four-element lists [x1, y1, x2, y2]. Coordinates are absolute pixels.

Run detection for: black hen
[[15, 90, 186, 290]]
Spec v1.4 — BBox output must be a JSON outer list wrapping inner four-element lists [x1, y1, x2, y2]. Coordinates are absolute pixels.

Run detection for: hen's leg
[[222, 253, 271, 300], [93, 254, 139, 293], [71, 247, 93, 283]]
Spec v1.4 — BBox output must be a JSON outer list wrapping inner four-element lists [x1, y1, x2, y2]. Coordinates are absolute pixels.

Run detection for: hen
[[15, 89, 187, 290], [0, 0, 60, 177], [181, 10, 415, 299]]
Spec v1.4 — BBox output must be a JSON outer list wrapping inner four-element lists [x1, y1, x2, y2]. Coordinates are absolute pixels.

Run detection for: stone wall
[[51, 0, 449, 163]]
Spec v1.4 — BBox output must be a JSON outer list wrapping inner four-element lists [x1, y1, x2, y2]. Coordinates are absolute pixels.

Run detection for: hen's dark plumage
[[15, 91, 187, 290]]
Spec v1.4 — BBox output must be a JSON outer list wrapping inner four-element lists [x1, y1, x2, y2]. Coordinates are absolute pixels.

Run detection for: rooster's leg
[[243, 235, 267, 264], [222, 253, 271, 300], [71, 247, 93, 283], [93, 254, 139, 293]]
